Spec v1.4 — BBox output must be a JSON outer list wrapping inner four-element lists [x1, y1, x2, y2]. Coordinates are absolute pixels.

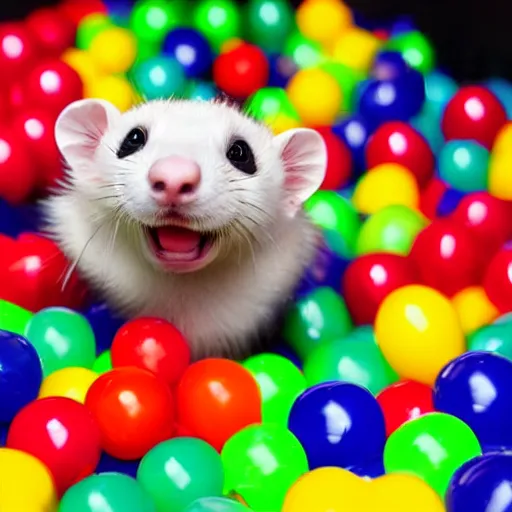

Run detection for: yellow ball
[[332, 26, 382, 72], [89, 26, 138, 75], [352, 163, 420, 215], [492, 122, 512, 155], [488, 151, 512, 200], [39, 367, 99, 404], [375, 285, 465, 386], [452, 286, 499, 336], [0, 448, 58, 511], [62, 48, 102, 85], [86, 75, 136, 112], [266, 112, 302, 134], [286, 68, 342, 125], [296, 0, 353, 48]]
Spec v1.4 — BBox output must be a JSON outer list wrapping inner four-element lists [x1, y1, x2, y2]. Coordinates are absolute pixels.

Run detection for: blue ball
[[162, 27, 213, 78], [436, 188, 465, 217], [434, 351, 512, 451], [332, 114, 371, 173], [446, 453, 512, 512], [288, 382, 386, 469], [348, 456, 385, 479], [103, 0, 133, 24], [371, 51, 409, 81], [0, 330, 43, 423], [96, 452, 140, 478], [267, 54, 297, 88], [83, 302, 125, 355]]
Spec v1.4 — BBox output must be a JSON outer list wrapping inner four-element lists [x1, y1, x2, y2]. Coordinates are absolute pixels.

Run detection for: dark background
[[3, 0, 512, 82]]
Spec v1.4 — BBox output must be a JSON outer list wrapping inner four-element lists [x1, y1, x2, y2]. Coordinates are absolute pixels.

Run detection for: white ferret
[[44, 97, 327, 359]]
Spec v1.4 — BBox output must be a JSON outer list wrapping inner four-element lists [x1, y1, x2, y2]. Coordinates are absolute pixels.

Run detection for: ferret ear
[[274, 128, 327, 217], [55, 98, 121, 169]]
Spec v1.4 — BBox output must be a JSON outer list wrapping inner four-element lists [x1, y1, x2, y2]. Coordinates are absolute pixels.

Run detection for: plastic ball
[[213, 42, 269, 98], [75, 13, 111, 49], [85, 367, 176, 460], [483, 246, 512, 312], [89, 26, 137, 74], [86, 74, 136, 112], [365, 121, 435, 187], [332, 114, 371, 172], [187, 81, 217, 100], [7, 397, 101, 495], [332, 26, 382, 72], [342, 253, 418, 325], [184, 497, 251, 511], [267, 54, 297, 88], [83, 302, 125, 355], [356, 204, 428, 256], [441, 85, 507, 149], [132, 56, 187, 100], [451, 286, 499, 335], [316, 128, 352, 189], [288, 382, 386, 469], [221, 423, 308, 511], [375, 284, 465, 386], [424, 71, 459, 117], [487, 77, 512, 118], [59, 473, 156, 512], [353, 163, 420, 214], [244, 86, 298, 121], [38, 366, 99, 404], [385, 31, 435, 74], [377, 380, 434, 437], [284, 31, 323, 69], [283, 286, 353, 361], [286, 67, 342, 125], [193, 0, 240, 51], [96, 452, 141, 479], [130, 0, 184, 44], [467, 322, 512, 361], [410, 102, 444, 153], [0, 23, 38, 82], [371, 50, 410, 81], [488, 149, 512, 200], [93, 350, 112, 373], [0, 448, 58, 511], [0, 300, 33, 335], [0, 330, 43, 423], [61, 47, 100, 86], [176, 359, 261, 451], [137, 437, 224, 512], [60, 0, 108, 26]]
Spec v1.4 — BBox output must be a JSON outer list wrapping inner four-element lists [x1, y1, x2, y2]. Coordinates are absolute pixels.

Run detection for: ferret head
[[54, 98, 327, 274]]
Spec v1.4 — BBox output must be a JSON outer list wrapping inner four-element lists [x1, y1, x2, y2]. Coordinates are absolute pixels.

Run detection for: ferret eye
[[226, 139, 257, 175], [117, 127, 147, 159]]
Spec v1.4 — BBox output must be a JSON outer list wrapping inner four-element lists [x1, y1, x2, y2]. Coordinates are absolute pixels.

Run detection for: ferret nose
[[148, 156, 201, 206]]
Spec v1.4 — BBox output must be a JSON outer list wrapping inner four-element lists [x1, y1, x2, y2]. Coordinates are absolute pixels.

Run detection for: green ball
[[24, 307, 96, 377], [242, 353, 306, 425], [59, 473, 156, 512], [384, 412, 482, 496], [304, 190, 361, 259], [282, 286, 353, 361], [385, 30, 435, 74], [132, 56, 187, 99], [137, 437, 224, 512], [130, 0, 185, 44], [76, 13, 112, 50], [221, 423, 308, 511], [245, 0, 295, 53], [438, 140, 490, 192], [284, 31, 324, 69], [193, 0, 241, 52], [468, 323, 512, 361], [319, 61, 364, 112], [93, 350, 112, 374], [356, 204, 427, 256], [0, 300, 33, 336], [303, 334, 399, 395], [184, 497, 252, 512], [244, 87, 298, 121]]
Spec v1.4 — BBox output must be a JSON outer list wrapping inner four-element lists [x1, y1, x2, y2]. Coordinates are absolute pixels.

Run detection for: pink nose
[[148, 156, 201, 206]]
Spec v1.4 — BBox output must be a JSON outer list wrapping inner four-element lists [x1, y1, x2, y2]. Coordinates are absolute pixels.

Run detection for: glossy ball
[[93, 350, 112, 373], [284, 31, 323, 69], [83, 302, 125, 355], [85, 367, 176, 460], [137, 437, 224, 512], [468, 322, 512, 361], [0, 23, 38, 81], [384, 412, 482, 496], [332, 26, 382, 72], [111, 317, 190, 388], [332, 114, 371, 172], [366, 121, 435, 187], [59, 0, 108, 26], [375, 285, 465, 386], [451, 286, 499, 335], [0, 330, 43, 423], [441, 86, 507, 149], [86, 74, 135, 112], [213, 42, 269, 98], [377, 380, 434, 437], [221, 423, 308, 511], [0, 300, 33, 336], [130, 0, 184, 44], [484, 247, 512, 312], [132, 56, 186, 100], [38, 367, 98, 405], [7, 397, 101, 495], [187, 81, 217, 101], [288, 382, 386, 469], [488, 149, 512, 200], [193, 0, 240, 51], [385, 31, 435, 74], [89, 26, 137, 74], [176, 359, 261, 451], [317, 128, 352, 190], [75, 13, 111, 50], [185, 497, 251, 511], [59, 473, 156, 512], [424, 70, 458, 117], [244, 86, 298, 121]]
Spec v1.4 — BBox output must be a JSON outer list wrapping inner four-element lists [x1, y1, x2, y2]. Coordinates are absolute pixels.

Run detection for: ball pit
[[1, 0, 512, 510]]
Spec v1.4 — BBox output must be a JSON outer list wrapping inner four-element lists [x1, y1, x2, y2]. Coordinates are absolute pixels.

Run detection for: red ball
[[419, 177, 448, 220], [22, 59, 83, 117], [213, 43, 269, 99], [342, 253, 418, 325], [59, 0, 108, 26], [316, 128, 352, 190], [0, 23, 38, 83], [177, 359, 261, 451], [365, 121, 435, 187], [111, 317, 191, 388], [483, 246, 512, 313], [26, 8, 76, 58], [409, 218, 484, 297], [85, 367, 176, 460], [376, 381, 434, 437], [441, 85, 507, 149], [7, 82, 27, 112], [0, 125, 37, 204], [11, 108, 62, 190], [7, 397, 101, 496], [451, 192, 512, 261]]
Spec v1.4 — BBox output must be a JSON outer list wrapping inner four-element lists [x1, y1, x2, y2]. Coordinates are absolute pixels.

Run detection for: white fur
[[44, 98, 327, 359]]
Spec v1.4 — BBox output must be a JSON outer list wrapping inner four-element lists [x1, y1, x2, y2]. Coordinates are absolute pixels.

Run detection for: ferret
[[43, 97, 327, 360]]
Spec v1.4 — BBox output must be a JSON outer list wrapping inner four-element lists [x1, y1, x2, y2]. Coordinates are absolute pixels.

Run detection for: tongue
[[155, 226, 201, 253]]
